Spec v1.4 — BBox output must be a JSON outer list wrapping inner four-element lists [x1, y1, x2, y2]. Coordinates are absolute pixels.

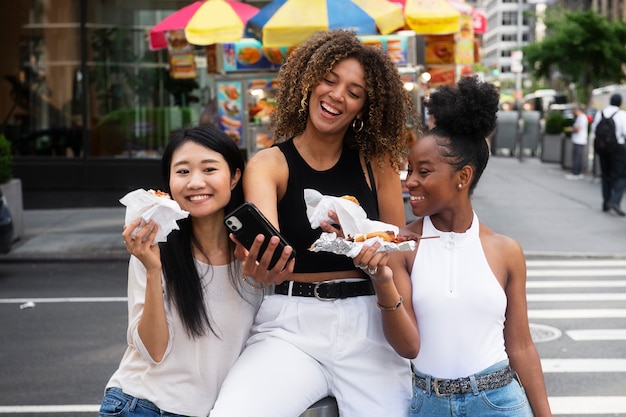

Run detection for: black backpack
[[594, 111, 618, 154]]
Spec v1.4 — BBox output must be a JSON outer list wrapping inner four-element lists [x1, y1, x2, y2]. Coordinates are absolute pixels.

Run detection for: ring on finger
[[366, 266, 378, 275]]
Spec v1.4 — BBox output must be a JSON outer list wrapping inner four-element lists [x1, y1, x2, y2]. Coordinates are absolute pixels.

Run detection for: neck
[[293, 132, 344, 171], [191, 215, 232, 265], [429, 207, 474, 233]]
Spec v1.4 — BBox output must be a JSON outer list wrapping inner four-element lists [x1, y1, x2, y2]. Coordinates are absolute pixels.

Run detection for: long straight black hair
[[159, 126, 245, 338]]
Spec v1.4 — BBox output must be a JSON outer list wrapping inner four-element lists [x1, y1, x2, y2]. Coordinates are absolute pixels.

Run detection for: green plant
[[0, 133, 12, 183], [545, 111, 565, 134]]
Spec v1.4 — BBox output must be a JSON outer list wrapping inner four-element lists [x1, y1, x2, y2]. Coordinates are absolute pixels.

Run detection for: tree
[[522, 9, 626, 104]]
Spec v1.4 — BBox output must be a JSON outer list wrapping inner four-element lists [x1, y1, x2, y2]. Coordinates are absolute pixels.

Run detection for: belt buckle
[[313, 282, 336, 301], [432, 378, 447, 397]]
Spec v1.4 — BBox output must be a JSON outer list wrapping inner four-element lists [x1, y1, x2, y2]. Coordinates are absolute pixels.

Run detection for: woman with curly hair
[[210, 30, 416, 417], [353, 76, 553, 416]]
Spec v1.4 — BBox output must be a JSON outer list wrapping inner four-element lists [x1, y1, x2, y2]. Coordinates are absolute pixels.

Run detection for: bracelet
[[377, 296, 403, 311], [242, 275, 270, 290]]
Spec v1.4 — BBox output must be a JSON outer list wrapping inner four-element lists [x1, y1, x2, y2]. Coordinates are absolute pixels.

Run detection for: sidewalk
[[1, 155, 625, 262]]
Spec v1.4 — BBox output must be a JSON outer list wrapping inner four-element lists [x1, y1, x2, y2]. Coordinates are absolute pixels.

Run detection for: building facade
[[1, 0, 278, 209]]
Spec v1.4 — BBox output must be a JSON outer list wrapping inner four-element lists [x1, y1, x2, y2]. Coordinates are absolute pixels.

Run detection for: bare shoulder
[[246, 146, 285, 170], [245, 147, 288, 183], [479, 223, 525, 284], [479, 223, 521, 253]]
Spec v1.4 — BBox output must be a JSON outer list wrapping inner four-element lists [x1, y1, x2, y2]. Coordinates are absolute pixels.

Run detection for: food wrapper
[[119, 189, 189, 244], [309, 232, 416, 258], [304, 189, 415, 256]]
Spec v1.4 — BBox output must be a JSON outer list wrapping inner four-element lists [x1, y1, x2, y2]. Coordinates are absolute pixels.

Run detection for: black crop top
[[276, 139, 379, 273]]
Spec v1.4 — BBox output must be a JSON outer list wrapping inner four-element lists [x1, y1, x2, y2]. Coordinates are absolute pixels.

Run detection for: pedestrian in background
[[591, 93, 626, 216], [352, 76, 553, 416], [99, 126, 264, 417], [565, 105, 589, 180], [210, 29, 416, 417]]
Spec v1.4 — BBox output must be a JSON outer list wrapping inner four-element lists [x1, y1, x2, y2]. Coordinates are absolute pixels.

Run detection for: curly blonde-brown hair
[[270, 30, 418, 170]]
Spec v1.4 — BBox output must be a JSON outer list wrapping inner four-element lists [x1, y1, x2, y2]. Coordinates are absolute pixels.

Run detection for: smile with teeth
[[321, 102, 341, 116], [409, 195, 424, 201], [189, 195, 210, 201]]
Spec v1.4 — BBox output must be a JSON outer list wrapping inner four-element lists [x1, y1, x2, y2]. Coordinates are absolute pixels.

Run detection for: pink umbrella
[[149, 0, 259, 51]]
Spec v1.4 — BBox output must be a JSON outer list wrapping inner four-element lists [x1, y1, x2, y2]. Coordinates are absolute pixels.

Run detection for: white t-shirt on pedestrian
[[571, 113, 588, 145]]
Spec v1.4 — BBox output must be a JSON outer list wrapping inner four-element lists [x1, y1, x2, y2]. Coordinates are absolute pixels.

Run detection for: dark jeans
[[571, 143, 585, 175], [597, 144, 626, 208]]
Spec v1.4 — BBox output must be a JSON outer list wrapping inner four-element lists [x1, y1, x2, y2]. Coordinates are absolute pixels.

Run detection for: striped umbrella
[[149, 0, 259, 51], [244, 0, 382, 48]]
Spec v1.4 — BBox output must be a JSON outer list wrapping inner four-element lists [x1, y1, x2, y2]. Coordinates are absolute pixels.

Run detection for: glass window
[[1, 0, 202, 159], [502, 11, 517, 26]]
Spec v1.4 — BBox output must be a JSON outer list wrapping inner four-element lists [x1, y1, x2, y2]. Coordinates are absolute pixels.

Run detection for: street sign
[[511, 50, 523, 73]]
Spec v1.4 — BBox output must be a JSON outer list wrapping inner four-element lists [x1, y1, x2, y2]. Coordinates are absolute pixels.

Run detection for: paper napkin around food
[[119, 189, 189, 244], [304, 189, 415, 257]]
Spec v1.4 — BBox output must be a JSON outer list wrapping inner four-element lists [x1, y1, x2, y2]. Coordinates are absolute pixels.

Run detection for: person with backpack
[[591, 93, 626, 216]]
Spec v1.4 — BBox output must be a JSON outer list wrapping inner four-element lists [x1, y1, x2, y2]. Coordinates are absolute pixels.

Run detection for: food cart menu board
[[219, 40, 291, 72], [216, 81, 244, 147]]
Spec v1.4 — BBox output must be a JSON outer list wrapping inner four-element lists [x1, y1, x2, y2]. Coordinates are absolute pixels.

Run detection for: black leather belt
[[274, 280, 375, 300], [412, 365, 514, 397]]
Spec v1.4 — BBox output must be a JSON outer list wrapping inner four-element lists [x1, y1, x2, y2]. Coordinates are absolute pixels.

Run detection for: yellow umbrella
[[352, 0, 405, 35], [402, 0, 460, 35], [184, 0, 258, 45]]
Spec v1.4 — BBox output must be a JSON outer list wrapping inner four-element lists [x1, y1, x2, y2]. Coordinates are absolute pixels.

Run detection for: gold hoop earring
[[352, 118, 364, 133]]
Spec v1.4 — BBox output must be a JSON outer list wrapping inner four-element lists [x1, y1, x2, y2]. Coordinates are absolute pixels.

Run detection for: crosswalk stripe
[[529, 309, 626, 318], [0, 404, 100, 413], [2, 399, 625, 416], [549, 396, 626, 415], [528, 293, 626, 301], [528, 269, 626, 277], [527, 280, 626, 288], [0, 297, 127, 304], [527, 259, 626, 267], [566, 329, 626, 341], [541, 358, 626, 373]]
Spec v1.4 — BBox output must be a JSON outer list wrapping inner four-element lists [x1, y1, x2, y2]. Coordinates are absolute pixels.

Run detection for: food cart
[[206, 39, 287, 158], [207, 32, 422, 159]]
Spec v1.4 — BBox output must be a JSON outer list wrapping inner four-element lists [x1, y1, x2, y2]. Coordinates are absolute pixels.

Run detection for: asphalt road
[[0, 259, 625, 416], [0, 262, 128, 415]]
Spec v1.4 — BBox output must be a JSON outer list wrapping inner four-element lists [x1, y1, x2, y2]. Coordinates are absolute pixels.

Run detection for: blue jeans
[[99, 387, 187, 417], [410, 361, 533, 417]]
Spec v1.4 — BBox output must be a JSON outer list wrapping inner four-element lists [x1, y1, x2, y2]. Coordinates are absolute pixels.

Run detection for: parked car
[[0, 189, 14, 254]]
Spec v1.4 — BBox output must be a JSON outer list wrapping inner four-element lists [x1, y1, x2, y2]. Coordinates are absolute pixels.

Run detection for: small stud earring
[[457, 184, 462, 189]]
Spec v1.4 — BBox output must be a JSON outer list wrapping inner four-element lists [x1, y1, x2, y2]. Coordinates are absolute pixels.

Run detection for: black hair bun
[[426, 76, 499, 142]]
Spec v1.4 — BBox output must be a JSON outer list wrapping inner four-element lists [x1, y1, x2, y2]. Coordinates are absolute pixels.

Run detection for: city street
[[0, 258, 624, 416]]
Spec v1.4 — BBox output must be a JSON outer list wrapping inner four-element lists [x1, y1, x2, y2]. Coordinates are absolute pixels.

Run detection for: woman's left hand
[[352, 241, 392, 282]]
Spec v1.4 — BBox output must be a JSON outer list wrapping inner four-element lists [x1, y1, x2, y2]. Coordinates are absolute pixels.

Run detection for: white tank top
[[410, 213, 508, 379]]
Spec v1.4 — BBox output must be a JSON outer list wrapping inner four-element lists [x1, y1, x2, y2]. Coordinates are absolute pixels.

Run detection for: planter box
[[541, 133, 563, 163], [0, 178, 24, 241]]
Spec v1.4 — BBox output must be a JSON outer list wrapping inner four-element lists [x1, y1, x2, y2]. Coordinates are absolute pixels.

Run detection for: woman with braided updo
[[353, 76, 553, 416], [210, 30, 417, 417]]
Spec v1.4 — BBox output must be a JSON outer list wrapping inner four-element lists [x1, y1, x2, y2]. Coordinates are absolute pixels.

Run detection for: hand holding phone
[[224, 202, 296, 270]]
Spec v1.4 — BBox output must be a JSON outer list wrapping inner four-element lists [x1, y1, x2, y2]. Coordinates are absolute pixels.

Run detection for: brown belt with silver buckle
[[274, 280, 375, 300], [412, 365, 514, 397]]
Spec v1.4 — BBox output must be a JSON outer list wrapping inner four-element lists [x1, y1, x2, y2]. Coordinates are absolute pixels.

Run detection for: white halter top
[[410, 213, 508, 378]]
